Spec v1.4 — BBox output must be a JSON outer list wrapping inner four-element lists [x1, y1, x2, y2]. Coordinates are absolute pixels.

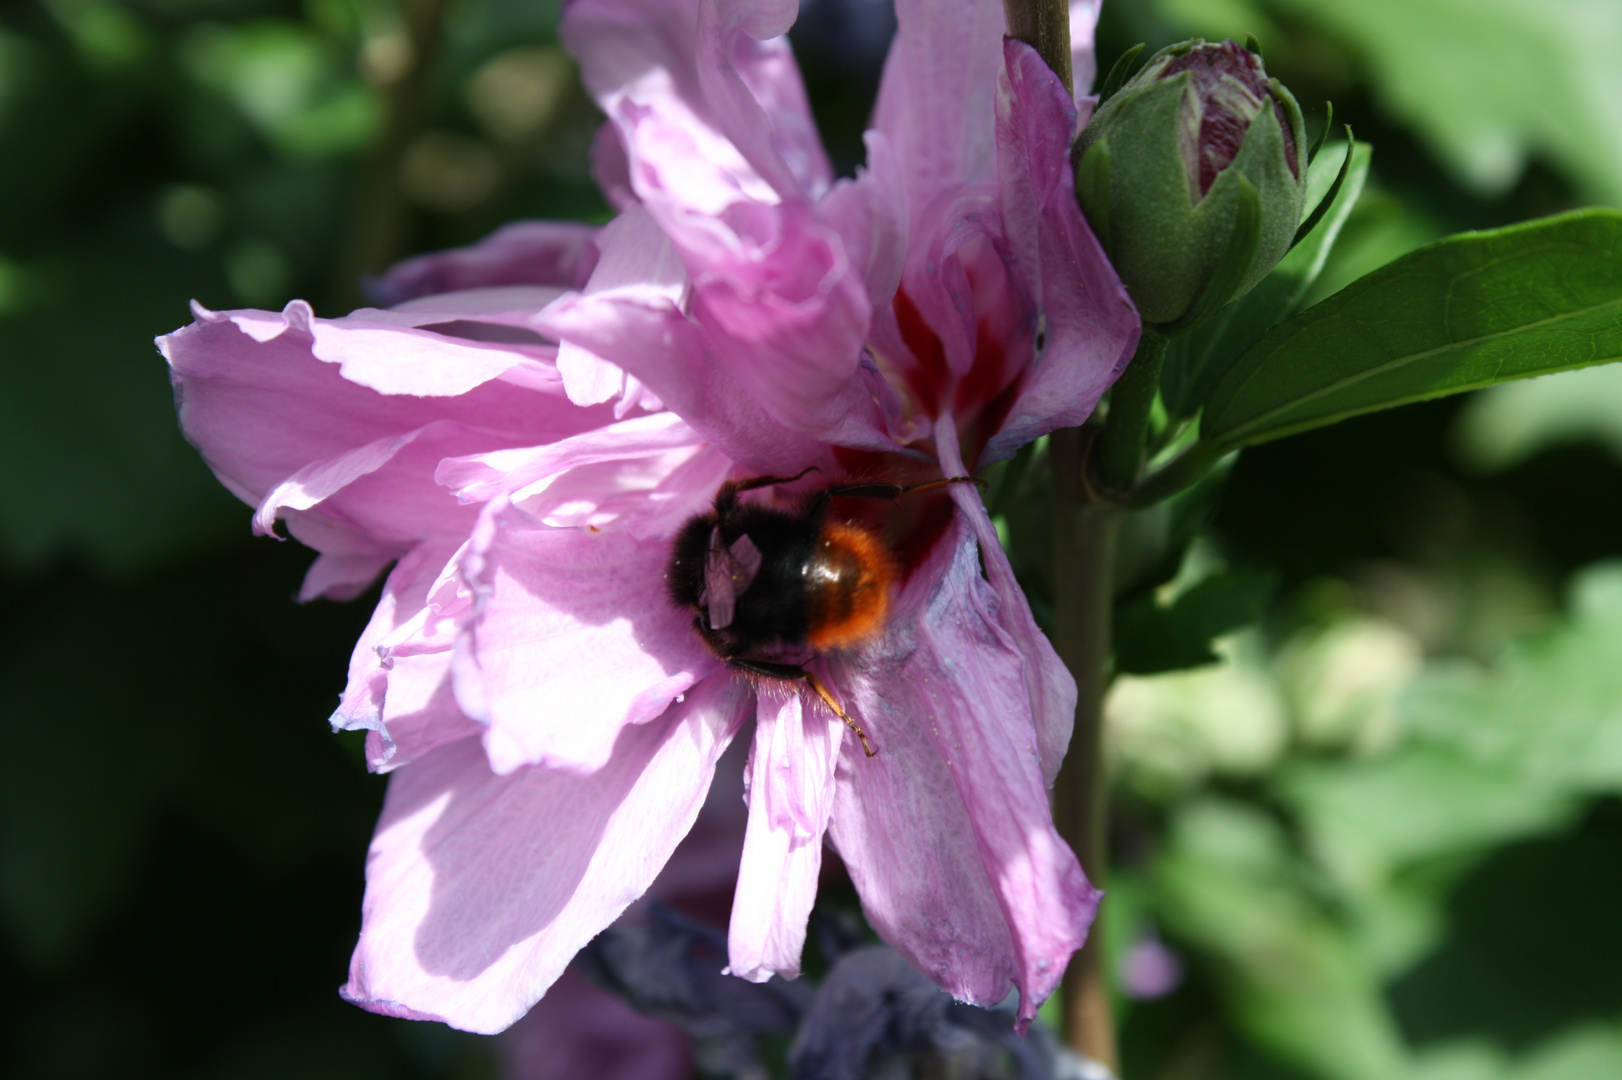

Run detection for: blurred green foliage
[[4, 0, 1622, 1077]]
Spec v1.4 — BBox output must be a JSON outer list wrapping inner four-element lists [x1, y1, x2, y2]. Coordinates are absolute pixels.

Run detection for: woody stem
[[1050, 426, 1120, 1073]]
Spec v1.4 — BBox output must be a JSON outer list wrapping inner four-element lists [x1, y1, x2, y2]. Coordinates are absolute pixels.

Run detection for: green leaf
[[1402, 562, 1622, 796], [1201, 209, 1622, 449], [1162, 141, 1371, 419], [1154, 799, 1410, 1080], [1264, 0, 1622, 205], [1115, 569, 1277, 674]]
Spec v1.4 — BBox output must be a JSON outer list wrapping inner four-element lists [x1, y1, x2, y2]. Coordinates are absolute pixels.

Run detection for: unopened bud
[[1074, 40, 1308, 330]]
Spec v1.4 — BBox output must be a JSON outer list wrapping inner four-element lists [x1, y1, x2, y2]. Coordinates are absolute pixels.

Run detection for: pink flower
[[159, 0, 1137, 1036]]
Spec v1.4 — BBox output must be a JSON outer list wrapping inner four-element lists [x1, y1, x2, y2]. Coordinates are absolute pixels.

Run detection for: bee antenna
[[805, 671, 876, 757]]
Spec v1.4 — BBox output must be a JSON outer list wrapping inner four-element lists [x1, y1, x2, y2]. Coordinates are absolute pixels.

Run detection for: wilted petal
[[728, 689, 842, 982], [938, 418, 1075, 785], [342, 675, 750, 1034], [371, 221, 601, 306], [456, 499, 719, 775], [828, 515, 1097, 1030], [986, 40, 1138, 459]]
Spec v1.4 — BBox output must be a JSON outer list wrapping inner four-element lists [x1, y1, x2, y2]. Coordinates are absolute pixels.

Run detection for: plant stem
[[1094, 328, 1168, 491], [1002, 0, 1074, 95], [1050, 425, 1119, 1072]]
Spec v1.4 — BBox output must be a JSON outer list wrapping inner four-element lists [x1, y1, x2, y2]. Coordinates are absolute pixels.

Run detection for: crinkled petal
[[455, 499, 720, 775], [828, 514, 1097, 1030], [160, 300, 604, 515], [370, 222, 600, 306], [342, 674, 750, 1034], [986, 40, 1138, 460], [552, 208, 686, 413], [563, 0, 828, 211], [255, 418, 545, 551], [563, 4, 892, 450], [535, 276, 831, 477], [687, 197, 893, 450], [727, 688, 842, 982]]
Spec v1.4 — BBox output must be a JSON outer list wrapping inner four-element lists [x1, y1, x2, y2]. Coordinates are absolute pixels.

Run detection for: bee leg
[[729, 465, 821, 495], [822, 475, 986, 503], [726, 658, 877, 758]]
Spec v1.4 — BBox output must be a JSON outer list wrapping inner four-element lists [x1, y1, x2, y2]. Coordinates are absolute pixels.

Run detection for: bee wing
[[698, 528, 763, 630]]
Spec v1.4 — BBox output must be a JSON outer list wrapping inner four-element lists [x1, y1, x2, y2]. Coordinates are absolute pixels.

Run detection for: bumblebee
[[666, 468, 978, 756]]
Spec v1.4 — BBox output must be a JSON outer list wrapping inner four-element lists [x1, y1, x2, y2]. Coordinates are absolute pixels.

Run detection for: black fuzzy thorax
[[666, 499, 826, 659]]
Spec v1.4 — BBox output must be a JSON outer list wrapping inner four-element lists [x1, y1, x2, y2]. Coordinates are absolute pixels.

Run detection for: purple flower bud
[[1074, 39, 1309, 328], [1160, 41, 1300, 201]]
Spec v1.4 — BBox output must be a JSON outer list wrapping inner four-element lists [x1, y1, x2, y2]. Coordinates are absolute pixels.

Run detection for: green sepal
[[1097, 43, 1147, 107], [1292, 126, 1355, 249], [1160, 141, 1372, 421], [1073, 138, 1114, 255], [1158, 175, 1263, 336], [1306, 101, 1334, 166]]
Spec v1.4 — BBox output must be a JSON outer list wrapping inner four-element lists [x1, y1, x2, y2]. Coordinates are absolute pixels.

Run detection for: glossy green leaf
[[1162, 141, 1372, 419], [1201, 209, 1622, 449]]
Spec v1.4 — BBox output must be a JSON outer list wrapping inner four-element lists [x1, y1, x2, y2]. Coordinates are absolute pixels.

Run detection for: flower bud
[[1074, 40, 1308, 331]]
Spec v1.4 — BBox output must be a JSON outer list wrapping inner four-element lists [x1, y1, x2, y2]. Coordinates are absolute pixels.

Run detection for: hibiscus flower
[[159, 0, 1138, 1035]]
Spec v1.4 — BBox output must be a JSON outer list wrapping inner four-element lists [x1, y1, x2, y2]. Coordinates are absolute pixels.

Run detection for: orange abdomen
[[804, 521, 897, 651]]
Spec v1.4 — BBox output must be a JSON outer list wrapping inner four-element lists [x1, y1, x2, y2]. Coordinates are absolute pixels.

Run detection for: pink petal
[[986, 40, 1138, 459], [455, 499, 720, 775], [331, 543, 482, 772], [370, 221, 600, 306], [563, 3, 893, 451], [873, 0, 1008, 213], [816, 131, 909, 312], [937, 417, 1075, 786], [563, 0, 828, 210], [435, 411, 702, 507], [550, 208, 686, 413], [535, 277, 832, 477], [299, 550, 395, 602], [342, 674, 750, 1034], [727, 688, 843, 982], [161, 300, 613, 558], [687, 197, 891, 450], [827, 514, 1098, 1030]]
